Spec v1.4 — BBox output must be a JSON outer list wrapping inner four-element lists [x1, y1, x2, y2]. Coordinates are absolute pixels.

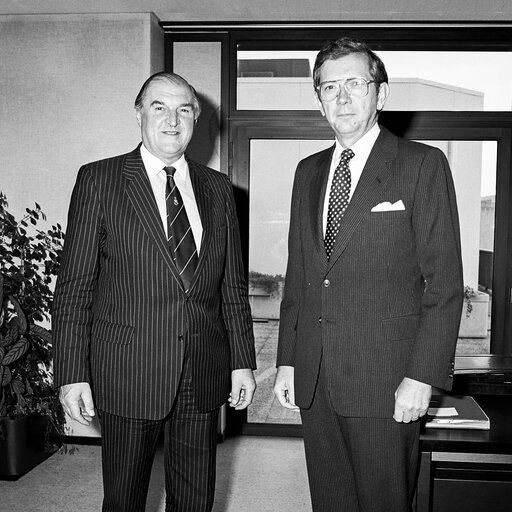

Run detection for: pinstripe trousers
[[99, 357, 219, 512], [300, 362, 420, 512]]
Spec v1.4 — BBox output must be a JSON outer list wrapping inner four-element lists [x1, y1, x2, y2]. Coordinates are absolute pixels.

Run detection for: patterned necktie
[[324, 149, 355, 259], [164, 166, 198, 290]]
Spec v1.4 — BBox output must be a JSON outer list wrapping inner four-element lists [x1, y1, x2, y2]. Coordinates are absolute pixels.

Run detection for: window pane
[[237, 50, 512, 112], [420, 140, 494, 354], [248, 138, 333, 424]]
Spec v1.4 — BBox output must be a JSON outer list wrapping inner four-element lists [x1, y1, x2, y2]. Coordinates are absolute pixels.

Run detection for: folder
[[425, 395, 490, 430]]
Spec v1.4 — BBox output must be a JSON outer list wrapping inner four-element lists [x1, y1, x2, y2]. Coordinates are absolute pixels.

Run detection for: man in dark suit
[[53, 72, 256, 512], [274, 38, 463, 511]]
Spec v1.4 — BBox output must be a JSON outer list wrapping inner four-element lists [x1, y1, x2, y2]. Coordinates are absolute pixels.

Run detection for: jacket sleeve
[[219, 175, 257, 371], [276, 161, 308, 367], [406, 146, 464, 390], [52, 166, 102, 387]]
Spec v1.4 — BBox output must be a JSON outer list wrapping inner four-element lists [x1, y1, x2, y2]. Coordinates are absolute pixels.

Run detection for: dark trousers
[[98, 359, 219, 512], [300, 366, 420, 512]]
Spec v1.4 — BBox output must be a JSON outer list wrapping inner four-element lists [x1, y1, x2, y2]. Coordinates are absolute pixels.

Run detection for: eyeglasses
[[316, 77, 376, 101]]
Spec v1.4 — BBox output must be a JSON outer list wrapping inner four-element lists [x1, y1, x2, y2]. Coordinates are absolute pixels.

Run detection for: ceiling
[[0, 0, 511, 23]]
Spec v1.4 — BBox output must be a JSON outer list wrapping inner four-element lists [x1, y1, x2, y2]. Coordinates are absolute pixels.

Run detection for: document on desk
[[425, 395, 490, 430]]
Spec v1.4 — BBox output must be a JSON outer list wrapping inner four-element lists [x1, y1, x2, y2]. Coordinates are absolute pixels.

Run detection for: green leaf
[[1, 366, 11, 386], [12, 377, 25, 395], [30, 324, 51, 343], [2, 338, 30, 365], [9, 295, 28, 333]]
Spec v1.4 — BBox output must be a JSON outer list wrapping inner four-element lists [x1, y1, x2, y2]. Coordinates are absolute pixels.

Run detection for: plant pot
[[0, 414, 60, 478], [459, 291, 490, 338]]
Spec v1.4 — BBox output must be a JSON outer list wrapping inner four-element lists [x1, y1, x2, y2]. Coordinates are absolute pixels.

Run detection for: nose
[[336, 85, 351, 104], [166, 110, 179, 126]]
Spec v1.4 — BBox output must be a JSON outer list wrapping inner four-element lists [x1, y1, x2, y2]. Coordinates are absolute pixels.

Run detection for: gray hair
[[134, 72, 201, 118], [313, 37, 388, 93]]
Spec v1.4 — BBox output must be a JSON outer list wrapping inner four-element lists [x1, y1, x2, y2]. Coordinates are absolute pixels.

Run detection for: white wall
[[1, 13, 164, 231]]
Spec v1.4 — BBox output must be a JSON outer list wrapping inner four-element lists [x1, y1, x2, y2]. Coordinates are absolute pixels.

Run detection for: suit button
[[323, 279, 330, 287], [318, 317, 322, 323]]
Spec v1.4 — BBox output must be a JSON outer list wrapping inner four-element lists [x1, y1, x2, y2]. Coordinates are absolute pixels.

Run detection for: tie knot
[[340, 148, 354, 163], [163, 166, 176, 179]]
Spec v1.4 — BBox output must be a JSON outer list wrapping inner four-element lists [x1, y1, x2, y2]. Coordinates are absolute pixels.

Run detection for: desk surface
[[420, 395, 512, 454]]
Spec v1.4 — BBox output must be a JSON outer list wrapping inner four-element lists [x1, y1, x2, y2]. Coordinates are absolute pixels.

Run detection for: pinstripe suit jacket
[[53, 146, 256, 419], [277, 127, 463, 418]]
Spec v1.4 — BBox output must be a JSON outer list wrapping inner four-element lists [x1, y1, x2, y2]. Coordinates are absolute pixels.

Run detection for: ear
[[376, 82, 390, 111], [314, 93, 326, 117], [135, 108, 142, 127]]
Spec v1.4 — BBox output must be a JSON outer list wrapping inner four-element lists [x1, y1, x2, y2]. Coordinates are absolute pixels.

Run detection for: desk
[[416, 395, 512, 512]]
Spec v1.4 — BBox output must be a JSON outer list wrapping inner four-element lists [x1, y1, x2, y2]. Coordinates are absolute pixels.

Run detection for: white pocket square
[[371, 200, 405, 212]]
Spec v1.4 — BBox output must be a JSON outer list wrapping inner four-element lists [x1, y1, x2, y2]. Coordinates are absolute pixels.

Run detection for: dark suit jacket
[[277, 127, 463, 418], [53, 146, 256, 419]]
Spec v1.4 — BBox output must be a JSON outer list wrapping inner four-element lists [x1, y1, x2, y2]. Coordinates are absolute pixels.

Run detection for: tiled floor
[[0, 436, 312, 512]]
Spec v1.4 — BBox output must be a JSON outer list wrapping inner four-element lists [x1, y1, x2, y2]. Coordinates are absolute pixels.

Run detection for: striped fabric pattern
[[99, 358, 218, 512], [52, 146, 256, 420], [164, 165, 198, 291], [277, 126, 463, 418]]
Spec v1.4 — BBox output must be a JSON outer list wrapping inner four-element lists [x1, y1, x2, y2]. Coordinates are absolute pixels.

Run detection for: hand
[[393, 377, 432, 423], [228, 369, 256, 410], [59, 382, 96, 426], [273, 365, 299, 410]]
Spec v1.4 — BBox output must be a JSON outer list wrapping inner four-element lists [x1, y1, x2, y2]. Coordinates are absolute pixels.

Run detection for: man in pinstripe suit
[[53, 72, 256, 512], [274, 38, 463, 511]]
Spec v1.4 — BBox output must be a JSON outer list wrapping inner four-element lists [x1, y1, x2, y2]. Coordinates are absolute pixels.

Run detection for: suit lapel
[[327, 128, 397, 270], [188, 159, 213, 289], [309, 146, 334, 266], [122, 147, 184, 287]]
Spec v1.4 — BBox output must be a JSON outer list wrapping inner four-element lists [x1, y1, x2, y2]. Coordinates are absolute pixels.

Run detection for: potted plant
[[458, 285, 490, 339], [0, 192, 65, 477]]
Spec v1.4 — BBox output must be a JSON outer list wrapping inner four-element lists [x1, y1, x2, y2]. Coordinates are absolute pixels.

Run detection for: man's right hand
[[59, 382, 96, 426], [273, 365, 299, 410]]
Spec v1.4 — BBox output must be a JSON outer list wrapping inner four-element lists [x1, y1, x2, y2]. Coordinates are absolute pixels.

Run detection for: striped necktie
[[324, 149, 354, 259], [164, 166, 198, 291]]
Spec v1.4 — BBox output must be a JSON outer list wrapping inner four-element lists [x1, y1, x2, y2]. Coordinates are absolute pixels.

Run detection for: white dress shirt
[[322, 123, 381, 235], [140, 144, 203, 253]]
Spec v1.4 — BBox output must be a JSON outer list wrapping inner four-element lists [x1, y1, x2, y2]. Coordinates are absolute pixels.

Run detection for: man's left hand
[[228, 369, 256, 410], [393, 377, 432, 423]]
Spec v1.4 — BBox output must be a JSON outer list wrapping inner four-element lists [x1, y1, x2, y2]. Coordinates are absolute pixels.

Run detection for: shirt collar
[[334, 123, 380, 163], [140, 143, 188, 180]]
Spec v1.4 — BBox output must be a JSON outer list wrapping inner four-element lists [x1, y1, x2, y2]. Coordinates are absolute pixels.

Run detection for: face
[[135, 78, 197, 165], [315, 53, 389, 147]]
